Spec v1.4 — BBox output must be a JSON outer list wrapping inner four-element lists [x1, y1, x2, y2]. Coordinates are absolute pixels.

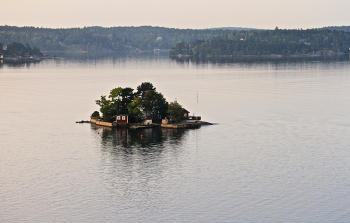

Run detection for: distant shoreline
[[40, 49, 171, 54], [1, 55, 59, 62], [170, 52, 347, 59]]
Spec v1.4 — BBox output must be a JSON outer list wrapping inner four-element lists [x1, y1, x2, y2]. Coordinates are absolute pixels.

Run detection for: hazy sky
[[2, 0, 350, 29]]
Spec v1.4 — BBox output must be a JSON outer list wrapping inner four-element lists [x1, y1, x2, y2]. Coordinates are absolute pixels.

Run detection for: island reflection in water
[[91, 124, 192, 153], [170, 54, 350, 64], [0, 59, 42, 68]]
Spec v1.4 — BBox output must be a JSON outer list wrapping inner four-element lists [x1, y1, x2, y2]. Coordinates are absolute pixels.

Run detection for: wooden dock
[[161, 122, 201, 129], [90, 118, 113, 127], [88, 117, 209, 129]]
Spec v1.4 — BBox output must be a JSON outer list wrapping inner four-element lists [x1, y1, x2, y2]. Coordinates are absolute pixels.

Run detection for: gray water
[[1, 54, 350, 222]]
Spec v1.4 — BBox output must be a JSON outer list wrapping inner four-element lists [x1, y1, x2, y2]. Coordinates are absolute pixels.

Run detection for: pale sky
[[2, 0, 350, 29]]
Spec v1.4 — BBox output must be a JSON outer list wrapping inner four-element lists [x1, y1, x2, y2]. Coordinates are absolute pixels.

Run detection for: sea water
[[1, 54, 350, 222]]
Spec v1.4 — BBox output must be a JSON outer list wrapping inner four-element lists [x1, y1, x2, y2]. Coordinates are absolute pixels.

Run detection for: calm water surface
[[1, 54, 350, 222]]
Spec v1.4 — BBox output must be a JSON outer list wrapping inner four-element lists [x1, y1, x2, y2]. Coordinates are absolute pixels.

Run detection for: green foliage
[[95, 82, 169, 123], [95, 95, 115, 122], [169, 41, 190, 55], [170, 29, 350, 56], [0, 25, 239, 52], [109, 87, 123, 100], [0, 41, 43, 56], [136, 82, 156, 99], [142, 90, 168, 120], [95, 86, 135, 121], [91, 111, 100, 118], [120, 87, 135, 114], [3, 25, 350, 54], [168, 101, 183, 123], [127, 98, 143, 122]]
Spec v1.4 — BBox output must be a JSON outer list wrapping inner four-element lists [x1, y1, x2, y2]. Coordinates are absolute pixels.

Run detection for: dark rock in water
[[200, 121, 213, 125], [76, 120, 90, 123]]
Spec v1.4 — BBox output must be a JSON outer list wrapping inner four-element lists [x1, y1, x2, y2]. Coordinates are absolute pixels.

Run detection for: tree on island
[[127, 98, 143, 122], [95, 87, 135, 122], [95, 95, 115, 122], [136, 82, 156, 99], [91, 111, 100, 118], [142, 90, 168, 120], [119, 87, 135, 114], [168, 100, 183, 123]]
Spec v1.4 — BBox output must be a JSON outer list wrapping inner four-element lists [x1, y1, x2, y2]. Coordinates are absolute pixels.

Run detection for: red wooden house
[[182, 108, 190, 118], [116, 114, 130, 124]]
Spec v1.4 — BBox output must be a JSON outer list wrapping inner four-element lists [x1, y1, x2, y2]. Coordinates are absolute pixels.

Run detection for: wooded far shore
[[2, 25, 350, 57]]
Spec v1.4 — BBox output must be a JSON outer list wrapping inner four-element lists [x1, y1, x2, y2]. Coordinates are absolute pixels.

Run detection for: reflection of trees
[[91, 125, 189, 154], [90, 124, 200, 214], [91, 123, 200, 213], [171, 54, 350, 65], [0, 60, 41, 68]]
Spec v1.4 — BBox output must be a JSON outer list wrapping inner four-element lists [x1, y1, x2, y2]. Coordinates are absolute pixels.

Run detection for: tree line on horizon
[[2, 25, 350, 56], [323, 26, 350, 32], [0, 25, 237, 52], [170, 28, 350, 56]]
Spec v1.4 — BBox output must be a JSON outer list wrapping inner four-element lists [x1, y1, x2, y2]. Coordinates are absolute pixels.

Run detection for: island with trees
[[90, 82, 204, 129], [170, 28, 350, 57], [0, 41, 44, 62]]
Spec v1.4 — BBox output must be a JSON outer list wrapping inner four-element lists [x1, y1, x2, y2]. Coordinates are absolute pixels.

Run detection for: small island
[[0, 41, 46, 62], [89, 82, 207, 129]]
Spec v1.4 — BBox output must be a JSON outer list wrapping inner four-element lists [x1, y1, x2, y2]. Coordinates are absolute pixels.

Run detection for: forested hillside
[[3, 25, 350, 56], [170, 28, 350, 56], [0, 26, 237, 52]]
